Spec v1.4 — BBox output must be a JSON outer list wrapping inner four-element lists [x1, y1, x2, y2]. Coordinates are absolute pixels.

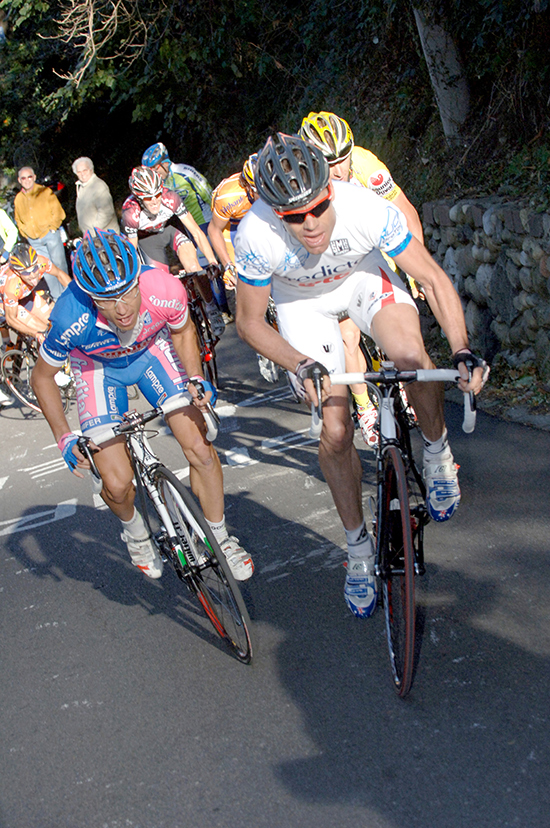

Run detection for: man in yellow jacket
[[14, 167, 67, 299]]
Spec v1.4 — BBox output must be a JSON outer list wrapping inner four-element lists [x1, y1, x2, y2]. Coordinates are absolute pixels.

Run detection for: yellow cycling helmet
[[241, 153, 258, 191], [299, 111, 354, 164]]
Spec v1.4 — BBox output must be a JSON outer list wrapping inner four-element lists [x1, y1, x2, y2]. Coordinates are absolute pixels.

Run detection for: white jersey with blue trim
[[234, 180, 412, 301]]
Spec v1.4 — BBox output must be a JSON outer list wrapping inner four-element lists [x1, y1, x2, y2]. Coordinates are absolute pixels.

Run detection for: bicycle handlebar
[[308, 366, 476, 438], [83, 402, 220, 452]]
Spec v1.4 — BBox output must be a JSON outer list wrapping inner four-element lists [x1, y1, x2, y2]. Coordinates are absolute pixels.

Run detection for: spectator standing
[[72, 157, 119, 236], [13, 167, 67, 299]]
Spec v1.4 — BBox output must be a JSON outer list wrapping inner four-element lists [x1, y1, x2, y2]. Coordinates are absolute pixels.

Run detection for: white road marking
[[174, 467, 190, 480], [238, 387, 294, 407], [92, 494, 109, 510], [0, 477, 8, 490], [0, 499, 77, 536], [225, 447, 258, 467], [19, 458, 68, 479], [261, 428, 318, 453]]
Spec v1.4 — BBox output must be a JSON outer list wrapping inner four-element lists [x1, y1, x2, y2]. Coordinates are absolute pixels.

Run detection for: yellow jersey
[[350, 146, 401, 202]]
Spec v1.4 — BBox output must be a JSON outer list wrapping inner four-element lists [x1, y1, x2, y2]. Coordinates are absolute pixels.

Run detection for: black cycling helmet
[[9, 243, 39, 273], [72, 230, 140, 298], [254, 133, 330, 210]]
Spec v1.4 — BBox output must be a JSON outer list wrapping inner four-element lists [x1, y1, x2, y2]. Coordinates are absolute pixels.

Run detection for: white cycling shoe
[[219, 536, 254, 581], [121, 531, 164, 579], [423, 449, 461, 522]]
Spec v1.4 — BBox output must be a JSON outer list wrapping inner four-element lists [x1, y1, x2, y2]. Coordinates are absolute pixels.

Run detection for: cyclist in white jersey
[[235, 133, 487, 619], [299, 110, 425, 447]]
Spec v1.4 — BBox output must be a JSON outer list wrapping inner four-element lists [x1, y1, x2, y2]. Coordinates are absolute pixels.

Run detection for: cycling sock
[[345, 521, 373, 559], [206, 516, 228, 544], [120, 508, 148, 540], [422, 428, 449, 456], [352, 390, 373, 410]]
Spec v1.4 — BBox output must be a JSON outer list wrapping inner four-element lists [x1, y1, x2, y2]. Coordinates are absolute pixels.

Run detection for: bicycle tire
[[190, 302, 219, 388], [151, 466, 253, 663], [378, 445, 416, 697], [1, 347, 42, 413]]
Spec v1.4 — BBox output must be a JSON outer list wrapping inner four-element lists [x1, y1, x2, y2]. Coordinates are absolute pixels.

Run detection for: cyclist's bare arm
[[50, 262, 71, 288], [393, 237, 484, 393], [207, 213, 232, 269], [4, 304, 48, 340], [169, 319, 213, 409], [179, 212, 218, 266], [31, 355, 90, 477], [393, 191, 424, 244]]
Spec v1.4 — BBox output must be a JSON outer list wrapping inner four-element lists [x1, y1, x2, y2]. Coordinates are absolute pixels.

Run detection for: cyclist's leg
[[371, 303, 444, 441], [138, 335, 252, 578], [71, 350, 163, 576], [135, 334, 223, 521], [351, 256, 459, 521], [275, 292, 363, 531], [70, 351, 134, 516], [338, 315, 377, 446], [173, 228, 203, 276]]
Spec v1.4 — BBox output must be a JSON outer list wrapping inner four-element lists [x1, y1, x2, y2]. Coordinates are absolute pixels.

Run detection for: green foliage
[[0, 0, 548, 207]]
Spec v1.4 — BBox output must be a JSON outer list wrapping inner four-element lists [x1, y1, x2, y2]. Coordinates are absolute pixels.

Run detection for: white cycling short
[[274, 250, 417, 375]]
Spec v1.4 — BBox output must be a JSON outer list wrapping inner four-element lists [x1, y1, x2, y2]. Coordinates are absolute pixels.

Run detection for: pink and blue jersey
[[40, 267, 193, 437], [41, 266, 188, 367]]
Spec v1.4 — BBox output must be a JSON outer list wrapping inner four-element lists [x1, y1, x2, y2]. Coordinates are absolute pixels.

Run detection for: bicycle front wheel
[[153, 467, 253, 663], [378, 445, 416, 697], [1, 347, 42, 412]]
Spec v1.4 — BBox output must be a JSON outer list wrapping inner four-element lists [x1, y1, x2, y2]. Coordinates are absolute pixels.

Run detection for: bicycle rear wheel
[[1, 347, 42, 412], [378, 445, 416, 697], [153, 467, 253, 663]]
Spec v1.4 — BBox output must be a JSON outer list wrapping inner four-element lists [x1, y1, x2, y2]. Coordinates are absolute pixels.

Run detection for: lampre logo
[[59, 313, 90, 346]]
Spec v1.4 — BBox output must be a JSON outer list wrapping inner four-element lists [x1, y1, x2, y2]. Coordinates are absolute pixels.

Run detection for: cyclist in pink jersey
[[32, 230, 253, 582]]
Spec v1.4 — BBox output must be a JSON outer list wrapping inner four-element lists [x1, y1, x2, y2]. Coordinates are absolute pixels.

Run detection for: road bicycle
[[78, 401, 253, 663], [1, 331, 75, 413], [177, 269, 219, 387], [310, 362, 475, 697]]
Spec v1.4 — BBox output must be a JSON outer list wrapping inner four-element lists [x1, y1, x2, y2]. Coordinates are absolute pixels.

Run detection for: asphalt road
[[0, 323, 549, 828]]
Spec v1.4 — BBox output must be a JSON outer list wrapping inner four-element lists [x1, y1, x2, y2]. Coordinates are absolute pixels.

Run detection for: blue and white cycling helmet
[[141, 142, 170, 167], [72, 230, 140, 298]]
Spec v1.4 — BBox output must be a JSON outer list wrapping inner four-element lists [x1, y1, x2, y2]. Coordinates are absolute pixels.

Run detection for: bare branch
[[40, 0, 164, 87]]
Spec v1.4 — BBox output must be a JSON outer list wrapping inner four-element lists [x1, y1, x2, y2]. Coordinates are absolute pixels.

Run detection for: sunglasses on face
[[92, 283, 140, 309], [275, 184, 334, 224], [20, 267, 40, 279]]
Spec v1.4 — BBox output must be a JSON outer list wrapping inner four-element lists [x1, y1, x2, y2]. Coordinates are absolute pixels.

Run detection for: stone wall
[[422, 198, 550, 379]]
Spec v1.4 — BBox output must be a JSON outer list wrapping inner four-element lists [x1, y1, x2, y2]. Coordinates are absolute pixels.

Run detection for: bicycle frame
[[82, 407, 218, 571], [127, 426, 208, 571]]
